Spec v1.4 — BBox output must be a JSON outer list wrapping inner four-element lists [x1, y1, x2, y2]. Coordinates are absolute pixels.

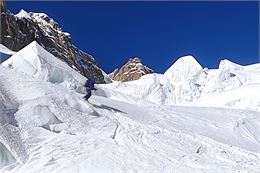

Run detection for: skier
[[84, 79, 96, 100]]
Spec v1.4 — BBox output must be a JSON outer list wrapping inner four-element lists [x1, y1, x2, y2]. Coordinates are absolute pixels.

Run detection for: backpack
[[89, 80, 95, 88], [84, 79, 90, 87], [84, 79, 95, 88]]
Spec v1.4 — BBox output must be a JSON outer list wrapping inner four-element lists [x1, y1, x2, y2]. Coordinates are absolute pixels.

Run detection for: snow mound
[[15, 9, 32, 19], [164, 55, 203, 82], [98, 73, 176, 105], [2, 41, 86, 91], [219, 59, 243, 70]]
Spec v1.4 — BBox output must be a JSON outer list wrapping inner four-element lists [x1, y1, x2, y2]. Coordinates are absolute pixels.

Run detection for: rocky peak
[[29, 12, 59, 30], [109, 57, 154, 82], [1, 6, 105, 83], [128, 57, 141, 63]]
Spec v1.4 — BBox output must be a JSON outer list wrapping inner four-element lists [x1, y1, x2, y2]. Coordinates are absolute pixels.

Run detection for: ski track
[[89, 96, 260, 173]]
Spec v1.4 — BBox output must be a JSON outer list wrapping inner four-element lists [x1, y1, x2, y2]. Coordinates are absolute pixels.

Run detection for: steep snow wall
[[2, 41, 87, 92]]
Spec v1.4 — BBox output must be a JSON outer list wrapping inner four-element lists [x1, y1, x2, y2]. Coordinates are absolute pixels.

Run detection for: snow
[[164, 55, 203, 82], [2, 41, 86, 91], [99, 56, 260, 111], [101, 69, 112, 83], [14, 9, 32, 20], [30, 12, 62, 32], [219, 59, 244, 70], [0, 45, 16, 55], [0, 43, 260, 172], [0, 44, 16, 63], [63, 32, 71, 37]]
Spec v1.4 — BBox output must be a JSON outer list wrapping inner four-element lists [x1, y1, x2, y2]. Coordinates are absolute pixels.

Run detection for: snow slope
[[2, 41, 86, 92], [0, 43, 259, 172]]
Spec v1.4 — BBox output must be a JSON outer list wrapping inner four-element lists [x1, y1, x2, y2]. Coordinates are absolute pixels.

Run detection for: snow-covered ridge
[[2, 41, 86, 92], [100, 55, 260, 111], [14, 9, 31, 19], [2, 41, 259, 111], [15, 10, 61, 32]]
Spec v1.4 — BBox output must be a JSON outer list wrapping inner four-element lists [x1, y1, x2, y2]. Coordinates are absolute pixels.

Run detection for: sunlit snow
[[0, 42, 259, 172]]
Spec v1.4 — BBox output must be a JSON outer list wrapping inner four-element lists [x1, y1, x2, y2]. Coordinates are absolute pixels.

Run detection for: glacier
[[0, 42, 259, 172]]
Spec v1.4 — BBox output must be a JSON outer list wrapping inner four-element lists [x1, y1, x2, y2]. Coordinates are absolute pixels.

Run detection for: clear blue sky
[[7, 1, 259, 73]]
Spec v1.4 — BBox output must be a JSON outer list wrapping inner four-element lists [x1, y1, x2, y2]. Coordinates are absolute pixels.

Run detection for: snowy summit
[[14, 9, 31, 19], [164, 55, 203, 82]]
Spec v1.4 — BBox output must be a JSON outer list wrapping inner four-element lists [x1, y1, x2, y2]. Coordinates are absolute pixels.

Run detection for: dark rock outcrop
[[1, 5, 105, 83], [109, 57, 154, 82], [0, 0, 7, 12]]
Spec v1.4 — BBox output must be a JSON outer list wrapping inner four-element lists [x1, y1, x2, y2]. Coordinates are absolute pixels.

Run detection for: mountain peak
[[164, 55, 203, 82], [30, 12, 59, 30], [15, 9, 31, 19], [109, 57, 154, 82], [128, 57, 141, 63]]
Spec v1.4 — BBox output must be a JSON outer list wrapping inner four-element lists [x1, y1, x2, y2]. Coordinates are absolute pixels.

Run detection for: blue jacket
[[85, 80, 96, 93], [88, 80, 95, 89]]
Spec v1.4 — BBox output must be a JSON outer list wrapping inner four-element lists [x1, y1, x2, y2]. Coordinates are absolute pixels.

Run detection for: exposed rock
[[0, 0, 6, 12], [1, 6, 105, 83], [109, 57, 154, 82]]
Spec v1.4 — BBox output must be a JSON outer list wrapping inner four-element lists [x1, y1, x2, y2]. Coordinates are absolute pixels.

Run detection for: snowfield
[[0, 42, 260, 173]]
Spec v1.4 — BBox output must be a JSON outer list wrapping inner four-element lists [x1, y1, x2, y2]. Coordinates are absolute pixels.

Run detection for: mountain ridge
[[1, 6, 106, 83], [1, 2, 260, 172]]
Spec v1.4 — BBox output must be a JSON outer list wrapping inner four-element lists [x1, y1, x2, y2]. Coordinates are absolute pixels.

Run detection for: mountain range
[[1, 2, 153, 83], [0, 2, 260, 173]]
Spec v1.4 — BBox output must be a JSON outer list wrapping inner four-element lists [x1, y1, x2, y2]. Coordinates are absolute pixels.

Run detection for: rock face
[[109, 57, 154, 82], [0, 0, 6, 12], [1, 6, 105, 83]]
